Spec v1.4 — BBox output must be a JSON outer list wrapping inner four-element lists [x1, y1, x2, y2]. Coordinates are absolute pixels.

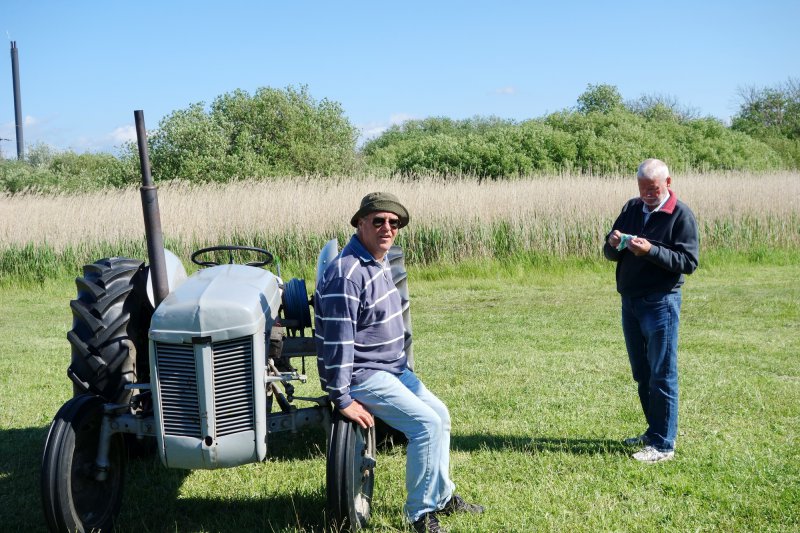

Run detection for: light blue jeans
[[349, 368, 455, 522]]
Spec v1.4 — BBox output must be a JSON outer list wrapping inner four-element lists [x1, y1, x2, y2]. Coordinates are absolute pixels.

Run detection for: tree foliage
[[362, 84, 785, 178], [0, 143, 131, 193], [2, 81, 798, 193], [627, 93, 701, 123], [138, 85, 359, 182], [731, 78, 800, 167], [576, 84, 624, 114], [362, 117, 583, 179], [732, 78, 800, 137]]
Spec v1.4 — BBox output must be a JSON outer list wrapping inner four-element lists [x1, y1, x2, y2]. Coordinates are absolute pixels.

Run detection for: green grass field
[[1, 255, 798, 532]]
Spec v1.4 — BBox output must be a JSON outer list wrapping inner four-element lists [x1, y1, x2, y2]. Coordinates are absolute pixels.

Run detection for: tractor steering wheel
[[191, 245, 274, 268]]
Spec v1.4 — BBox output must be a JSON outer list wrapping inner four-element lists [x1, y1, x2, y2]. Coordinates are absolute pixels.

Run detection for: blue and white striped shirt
[[314, 235, 408, 409]]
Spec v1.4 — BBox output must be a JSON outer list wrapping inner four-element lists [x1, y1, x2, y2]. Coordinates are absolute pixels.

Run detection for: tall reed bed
[[1, 172, 798, 281]]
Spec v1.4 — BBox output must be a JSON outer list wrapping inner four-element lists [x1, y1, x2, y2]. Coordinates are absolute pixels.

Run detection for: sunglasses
[[370, 216, 401, 229]]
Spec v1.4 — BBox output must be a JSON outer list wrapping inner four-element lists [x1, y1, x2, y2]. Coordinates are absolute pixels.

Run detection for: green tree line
[[363, 83, 796, 178], [2, 80, 798, 193]]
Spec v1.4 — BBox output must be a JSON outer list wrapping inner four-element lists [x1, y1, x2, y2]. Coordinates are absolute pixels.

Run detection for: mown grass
[[0, 253, 797, 531]]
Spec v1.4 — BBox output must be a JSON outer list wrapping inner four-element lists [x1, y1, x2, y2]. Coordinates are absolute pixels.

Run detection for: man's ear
[[666, 176, 672, 188]]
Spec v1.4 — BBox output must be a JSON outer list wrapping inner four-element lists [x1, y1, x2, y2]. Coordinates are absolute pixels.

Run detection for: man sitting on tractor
[[314, 192, 484, 532]]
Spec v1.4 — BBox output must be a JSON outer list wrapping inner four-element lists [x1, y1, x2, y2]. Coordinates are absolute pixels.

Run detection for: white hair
[[637, 158, 670, 181]]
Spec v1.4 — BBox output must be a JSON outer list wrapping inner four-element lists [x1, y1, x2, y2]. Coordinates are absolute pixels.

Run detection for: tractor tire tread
[[67, 257, 152, 403]]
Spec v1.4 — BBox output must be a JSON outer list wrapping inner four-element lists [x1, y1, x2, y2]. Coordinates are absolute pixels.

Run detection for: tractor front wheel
[[326, 413, 376, 531], [41, 394, 125, 533]]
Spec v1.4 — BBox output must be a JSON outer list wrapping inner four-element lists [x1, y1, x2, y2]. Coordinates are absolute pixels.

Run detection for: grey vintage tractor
[[39, 111, 413, 532]]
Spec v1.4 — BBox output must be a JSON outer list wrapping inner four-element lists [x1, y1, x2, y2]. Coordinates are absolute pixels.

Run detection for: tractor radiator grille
[[212, 337, 255, 436], [155, 337, 255, 439], [154, 342, 201, 438]]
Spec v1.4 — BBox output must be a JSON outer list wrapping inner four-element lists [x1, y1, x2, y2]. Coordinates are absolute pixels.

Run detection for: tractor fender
[[316, 239, 339, 285], [146, 249, 188, 307]]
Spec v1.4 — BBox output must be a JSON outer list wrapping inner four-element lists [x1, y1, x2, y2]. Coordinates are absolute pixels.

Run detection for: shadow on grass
[[0, 422, 335, 532], [119, 428, 333, 531], [120, 481, 329, 532], [452, 433, 630, 456], [0, 426, 52, 531], [119, 427, 332, 532]]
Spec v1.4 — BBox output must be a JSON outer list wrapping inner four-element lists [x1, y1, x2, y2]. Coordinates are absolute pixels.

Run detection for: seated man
[[314, 192, 483, 532]]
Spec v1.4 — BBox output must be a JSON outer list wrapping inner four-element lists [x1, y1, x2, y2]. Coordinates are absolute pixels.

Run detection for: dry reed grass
[[1, 171, 798, 268]]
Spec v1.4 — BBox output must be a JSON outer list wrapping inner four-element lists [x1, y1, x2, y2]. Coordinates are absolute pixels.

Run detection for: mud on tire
[[68, 258, 153, 404]]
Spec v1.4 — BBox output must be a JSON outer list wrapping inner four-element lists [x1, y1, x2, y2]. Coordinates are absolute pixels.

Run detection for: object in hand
[[617, 233, 637, 251]]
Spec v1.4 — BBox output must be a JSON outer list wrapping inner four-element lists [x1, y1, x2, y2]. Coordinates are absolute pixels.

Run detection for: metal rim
[[41, 395, 125, 532], [327, 415, 376, 531], [346, 423, 376, 525]]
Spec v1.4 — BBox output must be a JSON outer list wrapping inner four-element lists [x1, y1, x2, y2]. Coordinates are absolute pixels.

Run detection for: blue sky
[[1, 1, 798, 156]]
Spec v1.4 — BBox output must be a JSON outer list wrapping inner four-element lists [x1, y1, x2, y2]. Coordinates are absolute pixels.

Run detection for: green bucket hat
[[350, 192, 410, 228]]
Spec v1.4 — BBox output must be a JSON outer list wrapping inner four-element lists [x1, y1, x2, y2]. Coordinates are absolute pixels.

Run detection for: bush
[[142, 103, 232, 182], [3, 81, 795, 193], [680, 118, 783, 171], [731, 78, 800, 168], [0, 159, 55, 193], [364, 90, 787, 178], [732, 78, 800, 139], [1, 147, 134, 194], [576, 83, 624, 114], [49, 152, 131, 188], [364, 117, 581, 179], [755, 135, 800, 168], [135, 86, 359, 182]]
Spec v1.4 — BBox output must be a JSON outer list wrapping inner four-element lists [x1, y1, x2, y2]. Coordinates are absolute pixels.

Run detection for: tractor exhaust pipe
[[134, 110, 169, 308], [10, 42, 24, 160]]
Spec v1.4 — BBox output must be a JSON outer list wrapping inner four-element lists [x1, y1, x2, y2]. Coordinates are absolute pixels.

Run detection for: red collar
[[660, 191, 678, 214], [639, 191, 678, 214]]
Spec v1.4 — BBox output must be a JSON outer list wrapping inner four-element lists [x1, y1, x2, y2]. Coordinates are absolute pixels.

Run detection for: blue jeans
[[349, 368, 455, 522], [621, 291, 681, 451]]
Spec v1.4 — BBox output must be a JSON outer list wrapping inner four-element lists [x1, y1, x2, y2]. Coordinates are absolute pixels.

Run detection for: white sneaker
[[632, 446, 674, 463], [623, 433, 650, 446]]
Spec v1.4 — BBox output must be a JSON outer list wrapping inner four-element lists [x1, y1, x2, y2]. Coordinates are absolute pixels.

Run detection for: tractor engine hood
[[149, 264, 282, 344]]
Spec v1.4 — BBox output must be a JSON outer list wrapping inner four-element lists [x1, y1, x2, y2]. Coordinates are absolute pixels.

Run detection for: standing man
[[315, 192, 483, 532], [604, 159, 699, 463]]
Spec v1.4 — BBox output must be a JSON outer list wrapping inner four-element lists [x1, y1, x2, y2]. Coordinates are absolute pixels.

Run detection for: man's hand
[[627, 237, 652, 256], [339, 401, 374, 429], [608, 230, 622, 248]]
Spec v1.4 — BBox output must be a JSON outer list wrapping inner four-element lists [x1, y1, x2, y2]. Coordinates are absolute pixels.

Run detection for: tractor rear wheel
[[41, 394, 125, 533], [68, 258, 152, 404], [326, 413, 376, 531]]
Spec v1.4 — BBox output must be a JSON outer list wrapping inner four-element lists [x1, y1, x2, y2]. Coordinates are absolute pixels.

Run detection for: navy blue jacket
[[603, 192, 699, 297]]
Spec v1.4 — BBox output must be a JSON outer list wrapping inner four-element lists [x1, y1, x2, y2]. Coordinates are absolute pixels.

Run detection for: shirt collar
[[350, 235, 381, 264], [642, 191, 672, 215]]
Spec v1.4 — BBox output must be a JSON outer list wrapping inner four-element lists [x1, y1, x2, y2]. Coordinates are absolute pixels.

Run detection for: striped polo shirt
[[314, 235, 408, 410]]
